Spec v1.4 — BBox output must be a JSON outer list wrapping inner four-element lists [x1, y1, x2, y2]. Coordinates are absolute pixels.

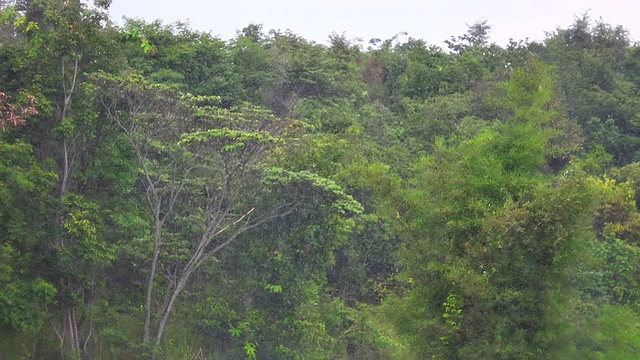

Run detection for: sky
[[109, 0, 640, 47]]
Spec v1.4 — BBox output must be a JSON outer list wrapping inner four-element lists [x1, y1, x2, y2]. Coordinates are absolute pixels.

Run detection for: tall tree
[[388, 61, 597, 358], [1, 0, 125, 356], [93, 73, 362, 355]]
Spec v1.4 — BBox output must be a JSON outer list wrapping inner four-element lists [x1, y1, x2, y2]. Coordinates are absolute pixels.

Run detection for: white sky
[[109, 0, 640, 47]]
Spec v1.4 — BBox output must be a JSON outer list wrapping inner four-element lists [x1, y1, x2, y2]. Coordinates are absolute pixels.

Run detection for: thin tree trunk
[[56, 54, 82, 359], [60, 290, 81, 357], [154, 267, 191, 351], [151, 206, 295, 351], [152, 230, 231, 352], [143, 216, 163, 345]]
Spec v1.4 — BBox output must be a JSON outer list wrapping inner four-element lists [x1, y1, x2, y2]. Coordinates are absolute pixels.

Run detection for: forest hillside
[[2, 1, 640, 359]]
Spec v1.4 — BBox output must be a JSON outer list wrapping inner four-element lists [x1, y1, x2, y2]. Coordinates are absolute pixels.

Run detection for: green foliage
[[0, 140, 57, 333], [61, 193, 116, 268], [586, 304, 640, 358], [263, 167, 363, 215], [400, 92, 473, 149], [540, 16, 640, 165], [3, 4, 640, 358], [180, 128, 279, 152], [391, 64, 599, 359], [592, 236, 640, 304]]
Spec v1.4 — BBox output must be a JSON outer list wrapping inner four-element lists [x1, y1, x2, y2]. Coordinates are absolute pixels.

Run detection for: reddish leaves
[[0, 92, 38, 130]]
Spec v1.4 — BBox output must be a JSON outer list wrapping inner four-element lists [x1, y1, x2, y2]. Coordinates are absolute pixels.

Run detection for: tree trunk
[[154, 268, 191, 352], [62, 301, 80, 356], [143, 217, 163, 346]]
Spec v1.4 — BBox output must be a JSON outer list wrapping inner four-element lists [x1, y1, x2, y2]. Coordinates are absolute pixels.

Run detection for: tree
[[387, 61, 597, 358], [1, 0, 128, 356], [93, 73, 362, 355], [0, 91, 38, 129], [446, 20, 492, 54], [0, 138, 58, 358], [540, 16, 638, 165]]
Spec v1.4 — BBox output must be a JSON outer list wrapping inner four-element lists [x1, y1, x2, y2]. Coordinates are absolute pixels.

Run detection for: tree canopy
[[2, 3, 640, 359]]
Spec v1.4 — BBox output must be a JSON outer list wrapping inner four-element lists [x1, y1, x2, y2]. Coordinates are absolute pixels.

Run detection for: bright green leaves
[[502, 60, 555, 123], [583, 304, 640, 359], [407, 120, 547, 253], [180, 128, 279, 153], [0, 139, 56, 334], [62, 193, 116, 266], [392, 63, 601, 358], [441, 293, 463, 331], [593, 237, 640, 304], [263, 167, 363, 215], [264, 283, 283, 293], [0, 3, 18, 27], [124, 26, 156, 55]]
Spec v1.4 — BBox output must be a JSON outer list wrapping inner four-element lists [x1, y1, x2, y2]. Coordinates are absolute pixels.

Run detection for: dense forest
[[2, 0, 640, 359]]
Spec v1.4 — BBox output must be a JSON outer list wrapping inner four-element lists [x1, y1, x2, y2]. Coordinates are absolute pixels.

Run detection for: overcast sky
[[109, 0, 639, 47]]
